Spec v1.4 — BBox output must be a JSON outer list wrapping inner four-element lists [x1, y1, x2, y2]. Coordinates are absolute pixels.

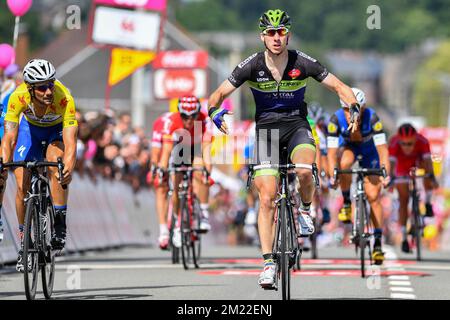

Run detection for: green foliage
[[0, 2, 46, 51], [173, 0, 450, 53], [413, 41, 450, 126]]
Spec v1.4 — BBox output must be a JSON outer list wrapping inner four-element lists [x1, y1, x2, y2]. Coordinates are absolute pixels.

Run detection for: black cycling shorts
[[252, 118, 316, 176]]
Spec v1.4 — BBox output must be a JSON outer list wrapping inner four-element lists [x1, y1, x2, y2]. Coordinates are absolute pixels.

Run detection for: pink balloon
[[7, 0, 33, 17], [0, 44, 16, 68]]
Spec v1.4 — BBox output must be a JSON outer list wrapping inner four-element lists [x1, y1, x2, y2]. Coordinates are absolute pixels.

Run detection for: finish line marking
[[384, 246, 417, 299]]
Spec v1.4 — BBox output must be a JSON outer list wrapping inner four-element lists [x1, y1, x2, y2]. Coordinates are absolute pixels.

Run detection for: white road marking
[[384, 245, 416, 300], [389, 281, 412, 286], [388, 275, 410, 280], [390, 293, 417, 299], [390, 287, 415, 292]]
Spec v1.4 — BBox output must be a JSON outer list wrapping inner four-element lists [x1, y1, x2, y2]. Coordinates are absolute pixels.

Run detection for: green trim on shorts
[[290, 143, 316, 160], [253, 168, 280, 178]]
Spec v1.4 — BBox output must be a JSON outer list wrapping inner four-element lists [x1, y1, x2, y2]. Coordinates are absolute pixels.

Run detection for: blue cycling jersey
[[326, 108, 386, 168]]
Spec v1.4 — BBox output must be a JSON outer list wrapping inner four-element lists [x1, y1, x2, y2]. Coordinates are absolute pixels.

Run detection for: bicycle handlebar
[[334, 166, 387, 179], [0, 157, 67, 189]]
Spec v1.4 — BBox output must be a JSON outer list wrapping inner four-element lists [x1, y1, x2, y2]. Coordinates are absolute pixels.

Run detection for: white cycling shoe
[[298, 212, 315, 237], [172, 228, 182, 248], [258, 264, 276, 289], [199, 219, 211, 232]]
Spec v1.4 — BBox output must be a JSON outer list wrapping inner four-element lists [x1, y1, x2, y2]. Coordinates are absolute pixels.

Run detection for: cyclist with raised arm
[[388, 123, 438, 253], [158, 96, 213, 248], [149, 111, 173, 250], [207, 9, 362, 289], [327, 87, 390, 265], [0, 59, 78, 272]]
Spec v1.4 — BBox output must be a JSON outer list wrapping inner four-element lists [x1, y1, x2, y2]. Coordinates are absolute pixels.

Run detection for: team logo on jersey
[[10, 103, 15, 111], [288, 69, 301, 79], [18, 95, 26, 105], [328, 122, 338, 134], [259, 71, 265, 76], [373, 121, 383, 132], [60, 97, 68, 108]]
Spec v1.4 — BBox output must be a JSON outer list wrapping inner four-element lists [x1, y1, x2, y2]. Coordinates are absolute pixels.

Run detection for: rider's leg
[[255, 173, 278, 287], [155, 182, 170, 248], [192, 156, 211, 231], [338, 148, 355, 223], [47, 141, 68, 249], [170, 171, 183, 247], [13, 167, 31, 238], [418, 159, 436, 217], [364, 175, 385, 263], [290, 145, 316, 235], [396, 182, 410, 252]]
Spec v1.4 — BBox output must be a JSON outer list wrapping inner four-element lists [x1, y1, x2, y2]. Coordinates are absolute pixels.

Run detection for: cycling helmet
[[340, 87, 366, 108], [259, 9, 291, 31], [177, 96, 201, 116], [398, 123, 417, 138], [308, 102, 324, 123], [23, 59, 56, 84]]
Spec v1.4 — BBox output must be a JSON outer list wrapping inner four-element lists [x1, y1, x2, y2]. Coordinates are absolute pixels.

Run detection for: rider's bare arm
[[158, 141, 174, 170], [62, 126, 78, 177], [321, 73, 357, 108], [1, 121, 19, 163], [207, 80, 236, 111]]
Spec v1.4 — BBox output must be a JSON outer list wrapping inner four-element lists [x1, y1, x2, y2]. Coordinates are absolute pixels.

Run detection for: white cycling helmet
[[23, 59, 56, 84], [340, 87, 366, 108]]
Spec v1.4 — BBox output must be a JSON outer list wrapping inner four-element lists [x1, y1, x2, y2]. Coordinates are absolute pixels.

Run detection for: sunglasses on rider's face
[[263, 27, 289, 37], [33, 82, 55, 92], [181, 113, 198, 121], [400, 141, 414, 147]]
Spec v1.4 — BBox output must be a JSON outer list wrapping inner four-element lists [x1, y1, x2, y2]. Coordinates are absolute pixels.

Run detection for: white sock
[[200, 204, 209, 218], [160, 224, 168, 236]]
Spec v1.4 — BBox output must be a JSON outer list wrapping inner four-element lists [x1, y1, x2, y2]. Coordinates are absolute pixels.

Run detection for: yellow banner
[[108, 48, 156, 86]]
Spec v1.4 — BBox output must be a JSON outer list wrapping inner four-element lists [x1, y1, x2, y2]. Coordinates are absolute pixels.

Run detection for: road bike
[[333, 162, 386, 278], [247, 153, 319, 300], [0, 156, 65, 300], [169, 166, 208, 270], [396, 168, 433, 261]]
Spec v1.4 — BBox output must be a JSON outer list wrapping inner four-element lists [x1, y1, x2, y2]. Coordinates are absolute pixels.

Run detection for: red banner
[[154, 69, 207, 99], [152, 51, 208, 69], [94, 0, 166, 11]]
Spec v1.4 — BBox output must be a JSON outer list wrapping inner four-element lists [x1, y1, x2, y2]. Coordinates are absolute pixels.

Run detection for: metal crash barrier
[[0, 173, 156, 265]]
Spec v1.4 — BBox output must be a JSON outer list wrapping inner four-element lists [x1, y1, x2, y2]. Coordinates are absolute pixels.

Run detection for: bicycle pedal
[[194, 228, 208, 234]]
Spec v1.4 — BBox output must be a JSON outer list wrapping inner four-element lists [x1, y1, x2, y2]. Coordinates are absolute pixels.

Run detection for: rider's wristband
[[208, 106, 220, 119]]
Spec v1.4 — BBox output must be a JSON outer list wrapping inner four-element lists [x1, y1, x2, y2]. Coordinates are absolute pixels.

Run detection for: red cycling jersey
[[162, 111, 212, 145], [388, 133, 431, 176], [151, 112, 172, 148]]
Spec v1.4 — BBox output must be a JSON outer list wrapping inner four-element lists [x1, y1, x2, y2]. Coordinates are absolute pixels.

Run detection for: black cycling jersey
[[228, 50, 329, 124]]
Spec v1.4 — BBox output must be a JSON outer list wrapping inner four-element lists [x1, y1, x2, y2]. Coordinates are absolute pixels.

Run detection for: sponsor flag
[[108, 48, 156, 86]]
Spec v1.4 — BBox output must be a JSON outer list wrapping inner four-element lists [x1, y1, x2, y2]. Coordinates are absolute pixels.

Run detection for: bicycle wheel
[[42, 201, 56, 299], [192, 198, 201, 268], [180, 198, 192, 270], [411, 193, 422, 261], [357, 197, 367, 278], [23, 197, 39, 300], [279, 198, 290, 300], [168, 205, 180, 264], [311, 216, 318, 259]]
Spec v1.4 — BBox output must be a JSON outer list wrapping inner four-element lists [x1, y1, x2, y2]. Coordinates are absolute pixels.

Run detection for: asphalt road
[[1, 241, 450, 300]]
